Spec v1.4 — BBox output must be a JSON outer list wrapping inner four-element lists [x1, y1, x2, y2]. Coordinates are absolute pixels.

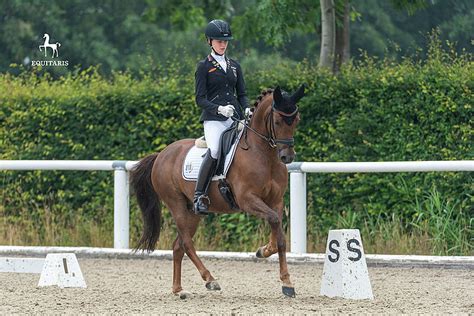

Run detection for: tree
[[234, 0, 433, 73], [234, 0, 353, 73], [1, 0, 470, 76], [233, 0, 320, 49], [334, 0, 350, 73], [319, 0, 336, 69]]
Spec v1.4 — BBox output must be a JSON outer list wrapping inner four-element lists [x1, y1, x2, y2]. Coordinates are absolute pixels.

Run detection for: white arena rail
[[0, 160, 137, 249], [287, 160, 474, 253], [1, 160, 473, 252]]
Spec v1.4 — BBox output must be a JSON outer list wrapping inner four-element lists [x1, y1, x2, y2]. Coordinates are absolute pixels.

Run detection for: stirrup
[[194, 195, 211, 215]]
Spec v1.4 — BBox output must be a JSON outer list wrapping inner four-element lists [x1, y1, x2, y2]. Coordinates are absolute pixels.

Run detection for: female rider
[[193, 19, 248, 215]]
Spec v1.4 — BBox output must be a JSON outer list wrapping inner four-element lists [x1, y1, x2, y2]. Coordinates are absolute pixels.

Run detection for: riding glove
[[217, 105, 235, 118]]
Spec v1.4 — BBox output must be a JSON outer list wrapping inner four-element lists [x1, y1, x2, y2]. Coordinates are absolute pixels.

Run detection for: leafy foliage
[[1, 0, 473, 76]]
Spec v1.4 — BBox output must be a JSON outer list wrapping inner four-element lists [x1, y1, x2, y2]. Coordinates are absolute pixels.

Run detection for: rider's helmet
[[205, 20, 233, 41]]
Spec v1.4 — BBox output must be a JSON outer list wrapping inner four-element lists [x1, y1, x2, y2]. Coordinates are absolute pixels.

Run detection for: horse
[[130, 84, 305, 298], [38, 33, 61, 58]]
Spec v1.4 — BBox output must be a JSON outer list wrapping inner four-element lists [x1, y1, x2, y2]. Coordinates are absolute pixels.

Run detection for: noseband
[[243, 101, 298, 149]]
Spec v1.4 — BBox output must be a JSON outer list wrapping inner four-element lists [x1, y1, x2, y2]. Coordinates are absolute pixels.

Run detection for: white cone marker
[[38, 253, 87, 288], [320, 229, 373, 300]]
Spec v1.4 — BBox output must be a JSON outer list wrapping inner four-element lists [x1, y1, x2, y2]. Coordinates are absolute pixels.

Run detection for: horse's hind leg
[[171, 204, 220, 295], [172, 235, 188, 297]]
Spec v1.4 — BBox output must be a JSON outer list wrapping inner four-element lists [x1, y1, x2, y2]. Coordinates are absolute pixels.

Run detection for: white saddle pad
[[182, 131, 242, 181]]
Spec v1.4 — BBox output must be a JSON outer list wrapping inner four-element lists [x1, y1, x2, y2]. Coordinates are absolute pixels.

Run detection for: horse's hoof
[[255, 247, 265, 259], [175, 290, 193, 299], [205, 280, 221, 291], [282, 286, 296, 298]]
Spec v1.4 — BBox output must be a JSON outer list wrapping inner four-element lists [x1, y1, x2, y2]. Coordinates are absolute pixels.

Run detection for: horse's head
[[251, 84, 305, 164], [271, 84, 305, 163]]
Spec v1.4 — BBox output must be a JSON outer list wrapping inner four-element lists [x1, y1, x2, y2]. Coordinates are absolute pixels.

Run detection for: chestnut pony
[[131, 84, 305, 298]]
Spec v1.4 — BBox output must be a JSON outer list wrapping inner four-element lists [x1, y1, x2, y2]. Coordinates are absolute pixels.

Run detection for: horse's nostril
[[281, 155, 294, 164]]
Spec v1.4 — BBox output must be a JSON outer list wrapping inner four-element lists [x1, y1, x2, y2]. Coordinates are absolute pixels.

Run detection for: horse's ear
[[273, 86, 283, 105], [290, 83, 306, 104]]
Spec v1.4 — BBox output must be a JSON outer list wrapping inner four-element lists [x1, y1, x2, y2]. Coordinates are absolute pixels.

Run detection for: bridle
[[239, 101, 298, 149]]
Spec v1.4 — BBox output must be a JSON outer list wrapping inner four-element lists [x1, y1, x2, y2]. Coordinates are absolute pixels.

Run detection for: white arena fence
[[1, 160, 473, 252]]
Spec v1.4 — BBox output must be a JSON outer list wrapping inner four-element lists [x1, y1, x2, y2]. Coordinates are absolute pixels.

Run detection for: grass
[[0, 212, 112, 248], [309, 184, 472, 255], [410, 186, 472, 255], [1, 186, 472, 256], [0, 210, 270, 251]]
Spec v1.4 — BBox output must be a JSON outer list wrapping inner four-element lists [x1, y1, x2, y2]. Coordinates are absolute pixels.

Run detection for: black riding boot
[[193, 150, 217, 215]]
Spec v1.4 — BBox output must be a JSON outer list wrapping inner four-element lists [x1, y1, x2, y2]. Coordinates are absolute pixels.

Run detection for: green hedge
[[1, 44, 472, 253]]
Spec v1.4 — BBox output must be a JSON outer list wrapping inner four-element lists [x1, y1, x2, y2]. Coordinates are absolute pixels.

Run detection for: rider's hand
[[217, 105, 235, 118], [237, 119, 245, 131]]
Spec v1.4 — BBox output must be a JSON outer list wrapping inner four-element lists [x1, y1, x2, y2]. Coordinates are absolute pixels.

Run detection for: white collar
[[211, 51, 226, 62]]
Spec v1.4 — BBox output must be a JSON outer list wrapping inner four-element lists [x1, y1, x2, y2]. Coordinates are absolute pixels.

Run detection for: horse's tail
[[130, 152, 161, 253]]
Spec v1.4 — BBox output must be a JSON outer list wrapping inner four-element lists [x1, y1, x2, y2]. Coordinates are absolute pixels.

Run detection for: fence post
[[290, 170, 307, 253], [113, 162, 129, 249]]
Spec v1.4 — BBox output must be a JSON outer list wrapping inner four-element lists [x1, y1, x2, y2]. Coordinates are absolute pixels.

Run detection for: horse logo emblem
[[185, 161, 193, 173], [38, 33, 61, 58]]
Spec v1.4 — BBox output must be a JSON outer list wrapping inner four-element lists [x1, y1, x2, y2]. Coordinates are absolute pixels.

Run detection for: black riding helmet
[[205, 20, 233, 41]]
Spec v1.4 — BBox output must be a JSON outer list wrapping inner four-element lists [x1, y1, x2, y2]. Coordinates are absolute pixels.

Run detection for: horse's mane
[[252, 88, 274, 107]]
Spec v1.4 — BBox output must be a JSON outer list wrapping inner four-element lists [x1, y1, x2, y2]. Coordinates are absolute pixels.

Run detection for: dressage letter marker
[[320, 229, 373, 300], [38, 253, 87, 288]]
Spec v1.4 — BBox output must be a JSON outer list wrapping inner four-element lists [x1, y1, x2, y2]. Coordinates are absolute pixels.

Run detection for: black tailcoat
[[195, 55, 248, 122]]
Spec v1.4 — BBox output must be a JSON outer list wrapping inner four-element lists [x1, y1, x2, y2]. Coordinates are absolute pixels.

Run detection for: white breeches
[[203, 118, 233, 158]]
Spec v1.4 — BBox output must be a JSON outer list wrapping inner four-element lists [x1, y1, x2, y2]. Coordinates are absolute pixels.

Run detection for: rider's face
[[210, 39, 228, 55]]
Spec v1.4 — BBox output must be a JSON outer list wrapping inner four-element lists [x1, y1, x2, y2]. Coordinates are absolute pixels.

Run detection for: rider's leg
[[193, 149, 217, 215], [193, 119, 232, 215]]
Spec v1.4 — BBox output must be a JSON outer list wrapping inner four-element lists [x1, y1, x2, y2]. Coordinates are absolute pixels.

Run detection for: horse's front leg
[[242, 197, 295, 297], [256, 201, 284, 259]]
